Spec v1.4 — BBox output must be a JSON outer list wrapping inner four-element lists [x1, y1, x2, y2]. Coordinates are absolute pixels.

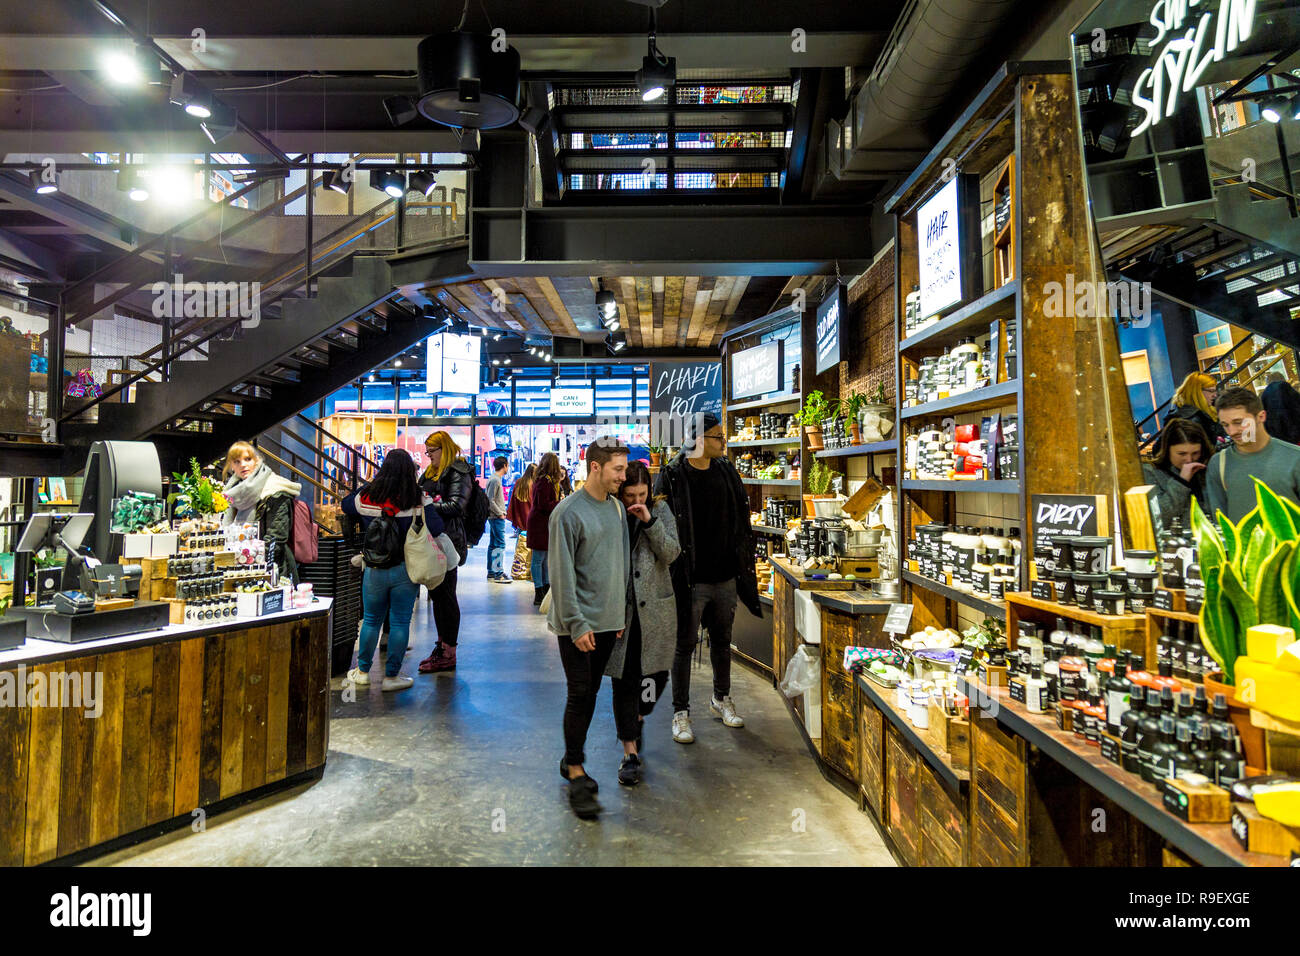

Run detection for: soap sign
[[1031, 493, 1110, 553], [883, 603, 914, 637], [650, 361, 722, 419], [729, 341, 783, 401], [815, 287, 844, 375]]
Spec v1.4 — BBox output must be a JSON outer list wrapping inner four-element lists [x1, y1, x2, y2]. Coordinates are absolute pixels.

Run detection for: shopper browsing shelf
[[655, 413, 763, 744], [340, 449, 445, 692], [549, 438, 631, 819], [484, 456, 511, 585], [221, 441, 303, 586], [605, 461, 681, 785], [1141, 418, 1213, 526], [417, 432, 474, 673], [527, 452, 565, 606], [1207, 386, 1300, 523]]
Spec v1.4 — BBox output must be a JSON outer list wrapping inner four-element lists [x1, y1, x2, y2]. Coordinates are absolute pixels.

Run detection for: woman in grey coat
[[606, 460, 681, 786], [1140, 417, 1213, 527]]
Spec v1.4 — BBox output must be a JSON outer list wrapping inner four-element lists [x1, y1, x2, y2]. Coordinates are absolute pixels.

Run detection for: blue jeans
[[487, 517, 507, 576], [358, 563, 419, 677], [531, 549, 549, 589]]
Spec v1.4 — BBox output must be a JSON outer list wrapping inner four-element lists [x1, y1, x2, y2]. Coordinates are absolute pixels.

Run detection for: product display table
[[0, 599, 333, 866], [956, 674, 1286, 867]]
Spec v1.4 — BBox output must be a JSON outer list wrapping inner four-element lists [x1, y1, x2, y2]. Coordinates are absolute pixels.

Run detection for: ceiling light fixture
[[101, 44, 152, 86], [383, 95, 419, 127], [322, 168, 352, 195], [395, 359, 403, 367], [608, 330, 628, 353], [408, 170, 438, 197], [368, 374, 376, 383], [636, 10, 676, 103], [372, 169, 407, 198], [1262, 94, 1288, 124], [31, 172, 58, 195], [117, 168, 149, 202], [595, 279, 618, 325]]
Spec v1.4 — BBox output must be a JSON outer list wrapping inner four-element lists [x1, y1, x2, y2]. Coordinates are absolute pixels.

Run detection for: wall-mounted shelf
[[752, 524, 790, 536], [899, 282, 1019, 353], [814, 441, 896, 459], [901, 479, 1019, 494], [899, 380, 1019, 420], [727, 393, 801, 413], [730, 437, 801, 449], [901, 570, 1007, 621], [742, 478, 801, 488]]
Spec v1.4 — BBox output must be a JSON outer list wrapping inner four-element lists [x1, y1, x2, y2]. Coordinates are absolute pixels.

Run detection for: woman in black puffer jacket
[[417, 431, 475, 673]]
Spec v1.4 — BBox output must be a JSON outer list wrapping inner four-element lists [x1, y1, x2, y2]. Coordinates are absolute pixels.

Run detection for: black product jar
[[1053, 569, 1075, 606], [1092, 589, 1127, 616], [1034, 546, 1054, 578], [1050, 536, 1072, 575], [1069, 536, 1112, 574], [1073, 572, 1110, 608]]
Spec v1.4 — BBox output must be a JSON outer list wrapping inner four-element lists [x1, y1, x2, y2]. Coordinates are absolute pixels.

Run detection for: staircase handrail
[[295, 413, 382, 472]]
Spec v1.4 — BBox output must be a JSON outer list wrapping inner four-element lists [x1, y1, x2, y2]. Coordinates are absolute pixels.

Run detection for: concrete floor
[[92, 545, 896, 867]]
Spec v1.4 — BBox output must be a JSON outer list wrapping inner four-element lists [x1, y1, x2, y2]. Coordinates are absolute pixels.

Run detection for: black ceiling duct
[[416, 31, 521, 129]]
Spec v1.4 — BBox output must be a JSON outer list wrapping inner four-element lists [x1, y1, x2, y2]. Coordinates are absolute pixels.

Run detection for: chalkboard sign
[[815, 287, 844, 374], [730, 341, 783, 400], [1030, 493, 1110, 553], [649, 361, 722, 421]]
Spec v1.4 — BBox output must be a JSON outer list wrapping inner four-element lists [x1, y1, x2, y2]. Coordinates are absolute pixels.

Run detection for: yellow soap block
[[1246, 624, 1295, 663], [1235, 658, 1300, 722], [1278, 641, 1300, 674], [1254, 784, 1300, 828]]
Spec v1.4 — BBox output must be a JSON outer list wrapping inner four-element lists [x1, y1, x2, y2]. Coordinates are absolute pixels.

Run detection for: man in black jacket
[[654, 413, 762, 745]]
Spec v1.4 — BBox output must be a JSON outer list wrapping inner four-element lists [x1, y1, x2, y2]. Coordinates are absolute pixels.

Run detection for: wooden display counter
[[0, 600, 333, 866]]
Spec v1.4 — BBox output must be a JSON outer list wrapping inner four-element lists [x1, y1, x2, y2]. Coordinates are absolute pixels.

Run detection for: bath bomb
[[1277, 641, 1300, 674], [1246, 624, 1295, 663], [1253, 783, 1300, 828]]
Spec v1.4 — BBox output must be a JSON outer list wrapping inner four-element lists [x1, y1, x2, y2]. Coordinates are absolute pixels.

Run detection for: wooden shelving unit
[[741, 477, 800, 488], [1005, 590, 1146, 658], [992, 157, 1016, 288], [814, 440, 896, 460]]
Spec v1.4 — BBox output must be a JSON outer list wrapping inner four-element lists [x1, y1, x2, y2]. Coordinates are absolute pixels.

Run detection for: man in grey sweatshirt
[[486, 456, 511, 584], [548, 437, 630, 819], [1207, 387, 1300, 523]]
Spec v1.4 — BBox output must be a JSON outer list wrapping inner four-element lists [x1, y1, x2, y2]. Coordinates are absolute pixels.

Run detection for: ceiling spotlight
[[171, 74, 213, 117], [409, 170, 438, 197], [117, 168, 149, 202], [595, 279, 618, 324], [322, 168, 352, 195], [198, 101, 236, 145], [395, 359, 402, 367], [149, 167, 194, 205], [31, 171, 58, 195], [492, 359, 501, 366], [608, 331, 628, 353], [383, 94, 419, 128], [504, 357, 511, 364], [372, 169, 407, 198], [636, 14, 676, 103], [102, 45, 153, 86], [1261, 95, 1288, 124], [368, 374, 376, 382]]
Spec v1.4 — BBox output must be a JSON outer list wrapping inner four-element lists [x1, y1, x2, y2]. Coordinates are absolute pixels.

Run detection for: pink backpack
[[291, 499, 319, 564]]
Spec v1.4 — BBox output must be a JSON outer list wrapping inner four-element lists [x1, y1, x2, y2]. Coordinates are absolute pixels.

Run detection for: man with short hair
[[486, 456, 511, 584], [549, 437, 631, 819], [655, 413, 762, 744], [1207, 386, 1300, 523]]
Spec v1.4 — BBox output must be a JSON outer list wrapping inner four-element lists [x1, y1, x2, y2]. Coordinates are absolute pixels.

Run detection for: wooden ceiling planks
[[528, 276, 581, 336], [684, 277, 716, 346], [635, 277, 655, 349], [651, 275, 665, 348], [700, 276, 735, 348], [619, 277, 641, 346], [663, 277, 685, 350], [711, 275, 752, 346]]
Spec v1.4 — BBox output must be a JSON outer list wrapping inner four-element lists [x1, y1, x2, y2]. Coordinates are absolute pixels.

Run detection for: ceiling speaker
[[416, 31, 521, 129]]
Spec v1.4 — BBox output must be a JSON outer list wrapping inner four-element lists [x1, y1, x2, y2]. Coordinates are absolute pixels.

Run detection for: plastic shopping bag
[[779, 645, 821, 699]]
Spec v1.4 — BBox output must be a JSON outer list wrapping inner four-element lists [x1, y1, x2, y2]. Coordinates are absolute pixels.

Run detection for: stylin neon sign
[[1129, 0, 1257, 137]]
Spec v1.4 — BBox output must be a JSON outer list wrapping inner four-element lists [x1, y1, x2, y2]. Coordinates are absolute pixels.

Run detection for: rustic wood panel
[[56, 656, 98, 858], [885, 723, 920, 866], [307, 618, 329, 767], [173, 638, 204, 816], [663, 276, 684, 347], [713, 275, 751, 345], [686, 280, 714, 347], [265, 624, 292, 783], [198, 633, 225, 806], [286, 623, 311, 777], [242, 627, 270, 792], [24, 663, 65, 864], [821, 673, 856, 779], [0, 672, 32, 866], [89, 652, 125, 847], [858, 693, 885, 820], [918, 761, 967, 866], [145, 641, 181, 825], [821, 610, 855, 683], [970, 712, 1028, 865], [220, 631, 247, 799], [533, 277, 580, 335], [118, 646, 154, 836]]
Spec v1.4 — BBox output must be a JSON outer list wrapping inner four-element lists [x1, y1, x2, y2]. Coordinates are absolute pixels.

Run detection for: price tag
[[883, 603, 913, 637], [1031, 580, 1053, 601]]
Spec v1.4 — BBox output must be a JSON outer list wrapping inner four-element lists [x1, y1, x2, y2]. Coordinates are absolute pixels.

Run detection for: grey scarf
[[224, 462, 272, 523]]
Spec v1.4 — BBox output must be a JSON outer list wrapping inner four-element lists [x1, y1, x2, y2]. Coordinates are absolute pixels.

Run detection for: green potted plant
[[798, 390, 835, 451], [843, 392, 867, 445], [647, 440, 665, 468], [802, 457, 839, 517]]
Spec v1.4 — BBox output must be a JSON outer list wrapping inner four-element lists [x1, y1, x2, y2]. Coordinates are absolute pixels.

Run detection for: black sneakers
[[559, 758, 598, 792], [567, 775, 602, 819], [618, 753, 642, 786]]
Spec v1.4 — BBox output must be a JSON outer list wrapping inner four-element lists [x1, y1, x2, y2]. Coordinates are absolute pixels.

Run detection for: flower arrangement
[[171, 458, 230, 518]]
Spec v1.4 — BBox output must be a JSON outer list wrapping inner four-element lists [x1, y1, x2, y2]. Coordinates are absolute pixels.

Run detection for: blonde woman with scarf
[[416, 431, 476, 673], [222, 441, 303, 585]]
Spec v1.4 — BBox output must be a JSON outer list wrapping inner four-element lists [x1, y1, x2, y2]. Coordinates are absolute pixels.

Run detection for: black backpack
[[362, 508, 404, 569], [464, 480, 490, 548]]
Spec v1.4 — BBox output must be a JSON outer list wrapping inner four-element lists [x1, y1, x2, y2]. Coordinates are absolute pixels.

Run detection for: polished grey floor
[[93, 545, 896, 866]]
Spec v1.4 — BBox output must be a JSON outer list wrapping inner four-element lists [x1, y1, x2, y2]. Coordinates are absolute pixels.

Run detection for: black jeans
[[557, 631, 617, 767], [671, 578, 737, 714], [428, 566, 460, 646], [611, 611, 669, 742]]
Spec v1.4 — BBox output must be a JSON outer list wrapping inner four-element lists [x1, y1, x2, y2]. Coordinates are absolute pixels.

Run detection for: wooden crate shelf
[[1005, 591, 1146, 658]]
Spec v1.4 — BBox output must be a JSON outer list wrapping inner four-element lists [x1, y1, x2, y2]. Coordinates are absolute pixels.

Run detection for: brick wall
[[839, 242, 896, 405]]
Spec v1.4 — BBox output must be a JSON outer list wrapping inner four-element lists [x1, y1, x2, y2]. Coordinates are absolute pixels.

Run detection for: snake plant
[[1193, 479, 1300, 684]]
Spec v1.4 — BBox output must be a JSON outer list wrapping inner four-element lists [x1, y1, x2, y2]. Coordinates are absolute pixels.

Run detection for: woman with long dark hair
[[417, 431, 475, 673], [340, 448, 444, 691], [508, 463, 535, 536], [1142, 417, 1214, 525], [527, 452, 565, 606]]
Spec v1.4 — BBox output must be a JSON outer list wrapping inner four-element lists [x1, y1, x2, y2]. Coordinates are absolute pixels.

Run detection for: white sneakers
[[711, 696, 745, 728], [672, 710, 695, 744], [381, 674, 413, 692], [345, 667, 370, 686]]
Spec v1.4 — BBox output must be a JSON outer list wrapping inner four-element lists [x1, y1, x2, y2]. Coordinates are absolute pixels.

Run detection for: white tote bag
[[404, 514, 448, 589]]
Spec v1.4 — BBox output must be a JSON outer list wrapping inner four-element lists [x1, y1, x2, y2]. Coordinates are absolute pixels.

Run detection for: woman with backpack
[[526, 452, 565, 607], [221, 441, 303, 585], [341, 448, 444, 691], [418, 431, 476, 673]]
